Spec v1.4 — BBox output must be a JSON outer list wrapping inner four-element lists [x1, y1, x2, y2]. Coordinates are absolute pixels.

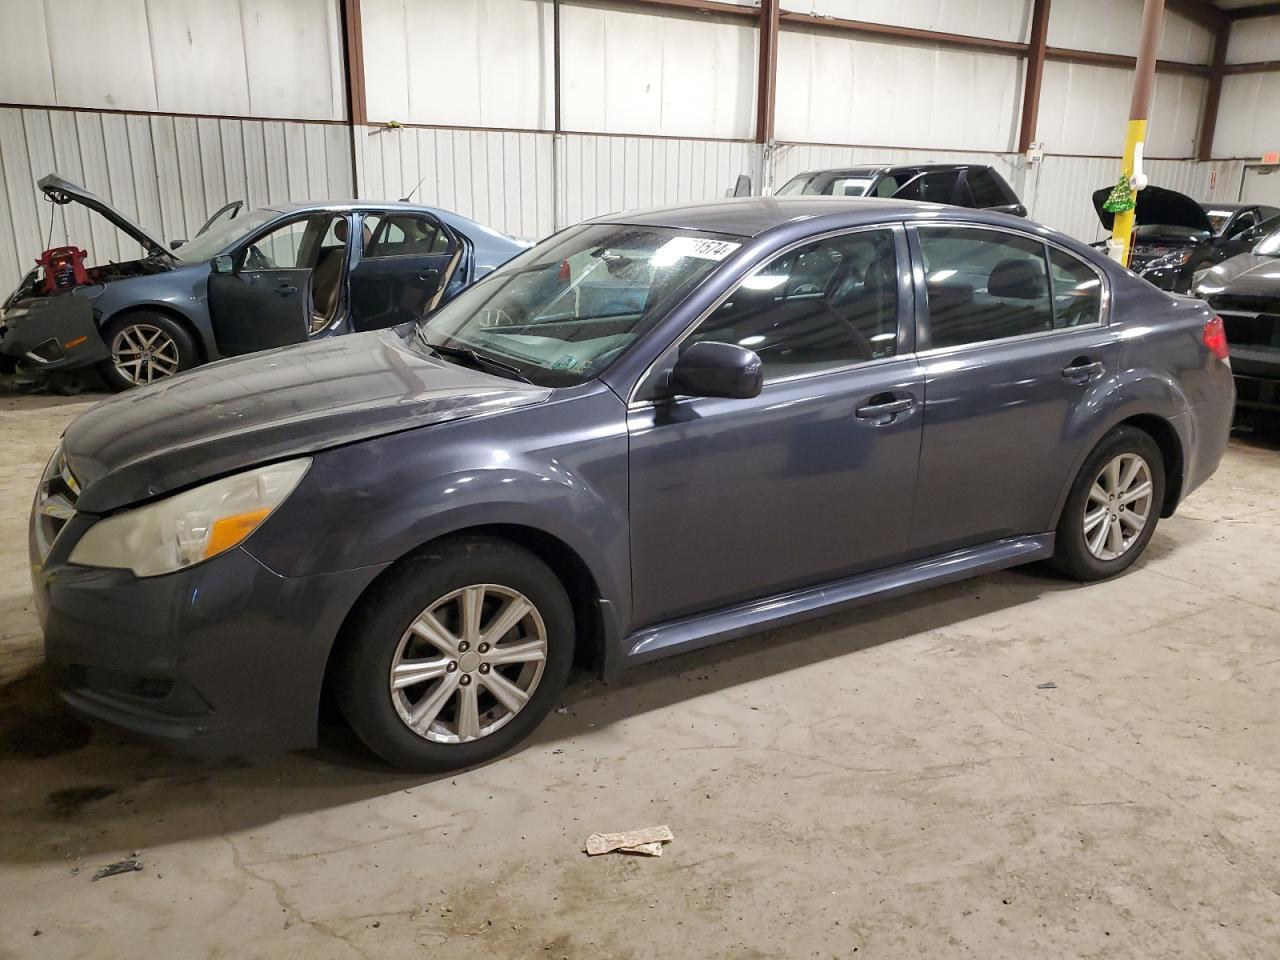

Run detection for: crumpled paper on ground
[[584, 825, 674, 857]]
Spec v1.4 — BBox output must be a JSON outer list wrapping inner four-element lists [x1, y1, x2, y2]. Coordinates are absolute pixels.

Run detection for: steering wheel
[[243, 245, 273, 271]]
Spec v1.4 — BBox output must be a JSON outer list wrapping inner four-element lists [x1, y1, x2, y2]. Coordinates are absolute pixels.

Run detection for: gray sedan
[[0, 175, 527, 389], [33, 196, 1234, 770]]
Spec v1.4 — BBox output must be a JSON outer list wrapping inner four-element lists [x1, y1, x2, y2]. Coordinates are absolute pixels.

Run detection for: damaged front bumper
[[0, 292, 110, 373]]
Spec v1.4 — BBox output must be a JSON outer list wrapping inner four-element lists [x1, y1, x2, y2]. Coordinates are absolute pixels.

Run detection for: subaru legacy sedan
[[32, 197, 1234, 770]]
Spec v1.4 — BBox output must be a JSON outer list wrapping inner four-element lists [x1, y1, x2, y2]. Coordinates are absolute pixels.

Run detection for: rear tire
[[99, 311, 197, 391], [1049, 425, 1165, 582], [335, 537, 574, 772]]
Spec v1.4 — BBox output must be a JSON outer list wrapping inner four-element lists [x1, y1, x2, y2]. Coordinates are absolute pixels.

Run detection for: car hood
[[39, 173, 173, 258], [1194, 253, 1280, 297], [1091, 184, 1213, 233], [63, 328, 552, 513]]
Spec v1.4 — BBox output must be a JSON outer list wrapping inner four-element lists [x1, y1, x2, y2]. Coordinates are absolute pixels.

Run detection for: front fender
[[244, 385, 632, 626]]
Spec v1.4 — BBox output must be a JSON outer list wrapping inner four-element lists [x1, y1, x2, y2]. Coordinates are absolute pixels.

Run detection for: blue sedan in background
[[0, 174, 528, 389]]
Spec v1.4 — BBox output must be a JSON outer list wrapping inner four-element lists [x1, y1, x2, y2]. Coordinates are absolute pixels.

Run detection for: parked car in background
[[33, 197, 1233, 770], [776, 163, 1027, 216], [1192, 216, 1280, 423], [0, 175, 527, 389], [1090, 185, 1280, 293]]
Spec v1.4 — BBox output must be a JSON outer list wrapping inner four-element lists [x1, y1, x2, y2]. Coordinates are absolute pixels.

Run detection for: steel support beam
[[1019, 0, 1051, 154], [755, 0, 779, 144], [1198, 25, 1229, 162]]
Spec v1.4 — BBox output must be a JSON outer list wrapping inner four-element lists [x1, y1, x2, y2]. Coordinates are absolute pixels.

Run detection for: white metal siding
[[776, 29, 1023, 151], [361, 0, 557, 129], [1037, 61, 1207, 158], [0, 107, 353, 288], [1047, 0, 1213, 64], [780, 0, 1030, 43], [1225, 14, 1280, 64], [1214, 73, 1280, 159], [0, 0, 346, 121], [560, 4, 759, 140]]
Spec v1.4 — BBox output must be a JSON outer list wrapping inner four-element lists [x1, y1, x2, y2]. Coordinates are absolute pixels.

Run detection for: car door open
[[626, 226, 924, 629], [347, 212, 464, 330], [206, 213, 342, 356]]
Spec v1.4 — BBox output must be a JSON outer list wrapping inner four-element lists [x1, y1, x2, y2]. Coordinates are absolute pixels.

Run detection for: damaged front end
[[0, 275, 109, 374]]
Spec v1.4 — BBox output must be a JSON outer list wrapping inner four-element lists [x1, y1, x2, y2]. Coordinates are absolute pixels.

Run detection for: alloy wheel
[[1083, 453, 1154, 562], [388, 584, 548, 744], [110, 323, 181, 384]]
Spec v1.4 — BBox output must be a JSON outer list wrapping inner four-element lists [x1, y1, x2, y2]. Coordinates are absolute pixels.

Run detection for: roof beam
[[1223, 59, 1280, 73], [1166, 0, 1229, 30], [1045, 46, 1210, 76], [1229, 3, 1280, 20], [778, 10, 1026, 53]]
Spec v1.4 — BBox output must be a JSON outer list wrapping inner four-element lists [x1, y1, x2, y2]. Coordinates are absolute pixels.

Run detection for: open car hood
[[39, 173, 173, 257], [1090, 185, 1208, 235], [1091, 184, 1212, 234]]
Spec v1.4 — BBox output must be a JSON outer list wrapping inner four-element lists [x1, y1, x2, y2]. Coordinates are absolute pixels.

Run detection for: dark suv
[[776, 163, 1026, 216]]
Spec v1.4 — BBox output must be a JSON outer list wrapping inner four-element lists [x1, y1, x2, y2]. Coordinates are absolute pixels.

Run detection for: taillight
[[1202, 315, 1229, 361]]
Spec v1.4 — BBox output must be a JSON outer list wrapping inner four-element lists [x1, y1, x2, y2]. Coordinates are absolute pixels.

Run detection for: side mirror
[[170, 238, 186, 249], [668, 341, 763, 400], [212, 254, 234, 274]]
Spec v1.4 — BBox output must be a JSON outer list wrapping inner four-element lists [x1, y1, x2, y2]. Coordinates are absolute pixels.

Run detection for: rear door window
[[966, 168, 1014, 207], [917, 226, 1053, 348]]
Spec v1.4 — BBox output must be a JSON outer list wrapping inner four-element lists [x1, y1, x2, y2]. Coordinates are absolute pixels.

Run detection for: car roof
[[592, 195, 1020, 239], [787, 163, 989, 180], [263, 199, 445, 215]]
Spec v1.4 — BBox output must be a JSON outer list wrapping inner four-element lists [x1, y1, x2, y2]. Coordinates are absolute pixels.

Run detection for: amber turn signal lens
[[203, 507, 272, 559]]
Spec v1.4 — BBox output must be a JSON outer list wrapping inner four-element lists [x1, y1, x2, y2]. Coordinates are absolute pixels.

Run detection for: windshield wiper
[[422, 340, 533, 384]]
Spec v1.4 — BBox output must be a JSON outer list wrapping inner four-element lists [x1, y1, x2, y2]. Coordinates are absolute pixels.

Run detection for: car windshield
[[415, 223, 746, 387], [173, 207, 283, 263], [1254, 216, 1280, 256], [776, 173, 876, 197], [1204, 208, 1235, 235]]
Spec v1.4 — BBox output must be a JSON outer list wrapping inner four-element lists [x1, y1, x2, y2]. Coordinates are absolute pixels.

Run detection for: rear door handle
[[274, 285, 299, 296], [1061, 359, 1104, 383], [855, 397, 914, 421]]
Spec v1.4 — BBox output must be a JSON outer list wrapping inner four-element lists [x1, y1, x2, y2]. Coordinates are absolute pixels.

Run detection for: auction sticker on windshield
[[654, 237, 741, 264]]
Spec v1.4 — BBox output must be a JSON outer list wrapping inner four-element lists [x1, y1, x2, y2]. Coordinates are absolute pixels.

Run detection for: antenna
[[399, 176, 426, 203]]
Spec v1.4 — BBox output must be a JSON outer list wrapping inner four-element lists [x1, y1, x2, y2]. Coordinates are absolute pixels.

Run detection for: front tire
[[1050, 425, 1165, 581], [99, 311, 197, 390], [335, 537, 575, 772]]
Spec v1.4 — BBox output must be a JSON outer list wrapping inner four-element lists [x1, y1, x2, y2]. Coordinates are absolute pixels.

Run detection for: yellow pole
[[1111, 0, 1165, 268]]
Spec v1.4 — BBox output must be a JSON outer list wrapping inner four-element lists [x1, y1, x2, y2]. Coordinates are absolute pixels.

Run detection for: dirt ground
[[0, 388, 1277, 960]]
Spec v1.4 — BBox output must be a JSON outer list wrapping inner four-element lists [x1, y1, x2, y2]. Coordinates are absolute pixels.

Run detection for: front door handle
[[855, 396, 914, 422], [1061, 358, 1104, 383]]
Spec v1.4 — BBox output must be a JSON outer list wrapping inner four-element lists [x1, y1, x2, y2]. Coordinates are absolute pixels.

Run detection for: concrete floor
[[0, 389, 1277, 960]]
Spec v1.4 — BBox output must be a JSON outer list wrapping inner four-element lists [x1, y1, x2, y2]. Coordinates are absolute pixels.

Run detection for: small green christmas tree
[[1102, 176, 1136, 214]]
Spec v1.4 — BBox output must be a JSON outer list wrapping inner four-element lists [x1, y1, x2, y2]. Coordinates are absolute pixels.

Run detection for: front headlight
[[1144, 249, 1193, 271], [69, 458, 310, 577]]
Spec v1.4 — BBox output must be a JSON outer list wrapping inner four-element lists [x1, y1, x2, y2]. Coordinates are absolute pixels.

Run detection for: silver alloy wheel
[[388, 583, 548, 744], [1084, 453, 1154, 561], [110, 323, 181, 384]]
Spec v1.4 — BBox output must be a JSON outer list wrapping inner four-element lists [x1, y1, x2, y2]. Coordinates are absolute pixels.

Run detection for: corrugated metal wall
[[354, 126, 758, 240], [0, 0, 345, 121], [0, 107, 352, 287]]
